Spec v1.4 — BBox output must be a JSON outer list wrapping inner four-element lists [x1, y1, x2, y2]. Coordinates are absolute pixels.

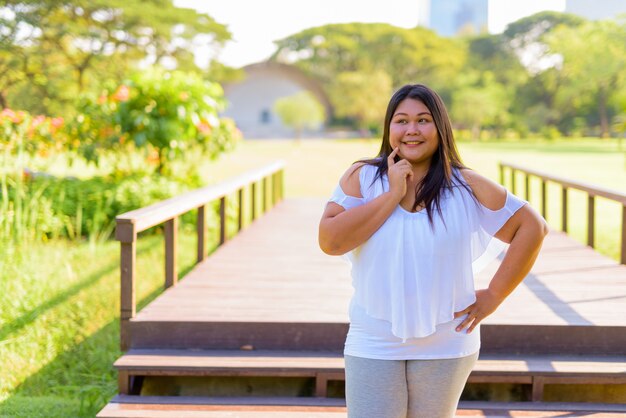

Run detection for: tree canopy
[[0, 0, 231, 113]]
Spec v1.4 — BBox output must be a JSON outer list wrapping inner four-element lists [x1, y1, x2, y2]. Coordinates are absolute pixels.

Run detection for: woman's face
[[389, 98, 439, 167]]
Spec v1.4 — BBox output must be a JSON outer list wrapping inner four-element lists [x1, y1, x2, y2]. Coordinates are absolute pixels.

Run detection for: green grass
[[1, 137, 624, 416]]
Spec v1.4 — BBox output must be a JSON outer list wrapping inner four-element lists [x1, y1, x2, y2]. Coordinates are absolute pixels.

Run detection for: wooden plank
[[219, 197, 226, 245], [114, 349, 626, 382], [118, 371, 130, 395], [562, 186, 568, 232], [622, 205, 626, 265], [164, 217, 178, 289], [116, 162, 285, 234], [197, 205, 206, 263], [128, 199, 626, 354], [501, 162, 626, 205], [120, 241, 136, 351], [532, 376, 545, 401], [588, 195, 595, 248], [96, 397, 626, 418]]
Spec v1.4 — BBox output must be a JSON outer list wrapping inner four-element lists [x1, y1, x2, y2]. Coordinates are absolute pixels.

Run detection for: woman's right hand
[[387, 147, 414, 201]]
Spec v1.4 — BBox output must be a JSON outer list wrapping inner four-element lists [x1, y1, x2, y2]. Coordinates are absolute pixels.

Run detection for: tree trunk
[[0, 91, 7, 109], [471, 124, 480, 141]]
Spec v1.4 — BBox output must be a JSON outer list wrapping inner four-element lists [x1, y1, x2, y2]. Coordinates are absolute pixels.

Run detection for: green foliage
[[329, 70, 392, 130], [70, 68, 241, 172], [273, 91, 326, 138], [272, 23, 465, 92], [0, 173, 178, 244], [546, 19, 626, 137], [1, 0, 232, 114], [451, 72, 510, 140]]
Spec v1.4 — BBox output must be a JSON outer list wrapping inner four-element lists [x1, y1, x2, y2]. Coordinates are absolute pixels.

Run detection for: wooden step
[[115, 349, 344, 397], [457, 401, 626, 416], [129, 319, 626, 355], [115, 349, 626, 401], [97, 396, 626, 418]]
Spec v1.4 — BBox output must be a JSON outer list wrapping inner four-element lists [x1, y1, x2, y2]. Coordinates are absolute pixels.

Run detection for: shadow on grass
[[0, 262, 119, 343], [0, 250, 200, 417]]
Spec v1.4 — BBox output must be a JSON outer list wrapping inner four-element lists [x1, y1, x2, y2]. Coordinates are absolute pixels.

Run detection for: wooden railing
[[499, 162, 626, 265], [115, 161, 285, 350]]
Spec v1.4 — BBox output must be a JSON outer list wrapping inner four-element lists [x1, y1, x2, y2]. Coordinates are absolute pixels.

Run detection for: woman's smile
[[389, 98, 439, 166]]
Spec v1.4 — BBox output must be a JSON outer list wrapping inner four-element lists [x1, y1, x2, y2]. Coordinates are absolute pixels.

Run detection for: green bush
[[69, 68, 241, 173], [1, 173, 202, 242]]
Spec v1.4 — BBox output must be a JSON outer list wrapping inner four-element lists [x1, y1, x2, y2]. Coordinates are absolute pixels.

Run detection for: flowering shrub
[[0, 108, 66, 157], [70, 68, 241, 172]]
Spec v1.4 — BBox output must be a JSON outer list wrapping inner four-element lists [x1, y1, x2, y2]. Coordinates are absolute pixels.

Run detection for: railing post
[[561, 187, 568, 233], [541, 180, 547, 220], [197, 205, 206, 263], [262, 177, 268, 213], [525, 174, 530, 202], [279, 169, 284, 201], [117, 221, 136, 352], [621, 205, 626, 265], [237, 188, 243, 232], [251, 182, 257, 221], [499, 163, 504, 186], [270, 173, 276, 206], [165, 217, 178, 288], [511, 169, 516, 195], [587, 195, 595, 248], [120, 244, 136, 351], [219, 196, 226, 245]]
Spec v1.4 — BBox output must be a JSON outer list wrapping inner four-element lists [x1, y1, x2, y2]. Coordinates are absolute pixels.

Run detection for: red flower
[[112, 85, 130, 102]]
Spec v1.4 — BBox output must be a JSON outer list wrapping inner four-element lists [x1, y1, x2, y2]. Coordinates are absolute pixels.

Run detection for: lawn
[[1, 137, 624, 417]]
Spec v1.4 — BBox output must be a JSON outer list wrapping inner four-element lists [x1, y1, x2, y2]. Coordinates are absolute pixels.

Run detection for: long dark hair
[[360, 84, 468, 226]]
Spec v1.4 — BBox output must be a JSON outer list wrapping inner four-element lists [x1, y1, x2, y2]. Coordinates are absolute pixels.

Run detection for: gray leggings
[[344, 352, 478, 418]]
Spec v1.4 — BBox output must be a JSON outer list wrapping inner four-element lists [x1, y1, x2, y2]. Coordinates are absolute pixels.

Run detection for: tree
[[501, 11, 586, 135], [272, 23, 465, 89], [273, 91, 325, 140], [546, 19, 626, 137], [0, 0, 231, 113], [329, 70, 392, 131], [451, 73, 509, 140]]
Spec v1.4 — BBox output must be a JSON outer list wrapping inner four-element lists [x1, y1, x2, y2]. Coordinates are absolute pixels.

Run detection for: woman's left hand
[[453, 289, 503, 334]]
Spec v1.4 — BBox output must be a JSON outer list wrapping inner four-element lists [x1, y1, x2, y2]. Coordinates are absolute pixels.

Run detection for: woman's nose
[[406, 122, 420, 134]]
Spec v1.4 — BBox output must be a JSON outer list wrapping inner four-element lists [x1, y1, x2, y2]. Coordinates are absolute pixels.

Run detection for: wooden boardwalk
[[129, 198, 626, 353], [99, 197, 626, 417]]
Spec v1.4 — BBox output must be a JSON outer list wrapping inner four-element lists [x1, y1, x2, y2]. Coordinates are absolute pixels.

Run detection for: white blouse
[[328, 163, 526, 359]]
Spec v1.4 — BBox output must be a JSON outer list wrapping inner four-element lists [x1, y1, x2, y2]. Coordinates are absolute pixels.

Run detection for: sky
[[174, 0, 566, 68]]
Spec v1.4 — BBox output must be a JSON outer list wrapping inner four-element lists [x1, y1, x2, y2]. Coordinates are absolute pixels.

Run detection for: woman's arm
[[318, 149, 412, 255], [454, 169, 549, 333]]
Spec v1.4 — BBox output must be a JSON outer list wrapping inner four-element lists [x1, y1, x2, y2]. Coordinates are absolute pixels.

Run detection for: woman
[[318, 84, 547, 418]]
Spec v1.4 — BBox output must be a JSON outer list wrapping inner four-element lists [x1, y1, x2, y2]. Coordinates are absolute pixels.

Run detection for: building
[[418, 0, 489, 37], [566, 0, 626, 20], [222, 62, 332, 139]]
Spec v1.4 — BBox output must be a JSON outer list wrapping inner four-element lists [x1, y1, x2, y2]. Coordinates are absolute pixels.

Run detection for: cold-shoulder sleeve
[[327, 164, 378, 210], [456, 173, 527, 275], [328, 184, 366, 210]]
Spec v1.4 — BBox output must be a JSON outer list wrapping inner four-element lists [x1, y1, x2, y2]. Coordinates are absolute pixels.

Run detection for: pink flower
[[1, 108, 15, 119], [196, 121, 212, 135], [31, 115, 46, 128], [112, 85, 130, 102], [1, 108, 25, 124], [50, 117, 64, 129]]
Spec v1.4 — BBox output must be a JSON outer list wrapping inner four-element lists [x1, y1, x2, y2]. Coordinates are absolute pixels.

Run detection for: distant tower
[[566, 0, 626, 20], [418, 0, 489, 37]]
